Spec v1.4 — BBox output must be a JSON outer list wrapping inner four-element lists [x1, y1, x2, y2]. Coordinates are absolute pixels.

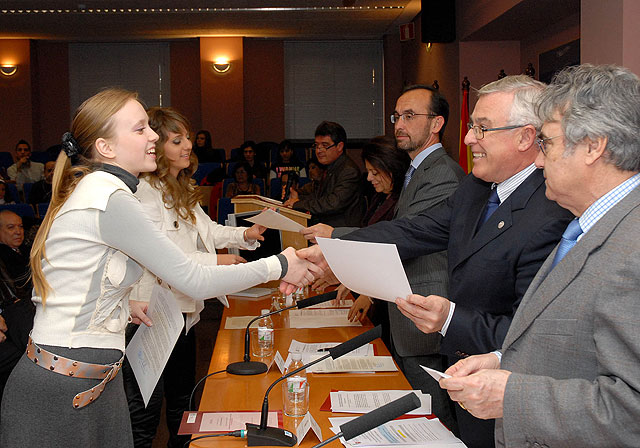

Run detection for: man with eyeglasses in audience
[[293, 75, 573, 447], [284, 121, 365, 227]]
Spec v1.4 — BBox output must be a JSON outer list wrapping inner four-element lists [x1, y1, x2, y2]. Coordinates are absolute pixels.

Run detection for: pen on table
[[317, 346, 337, 352]]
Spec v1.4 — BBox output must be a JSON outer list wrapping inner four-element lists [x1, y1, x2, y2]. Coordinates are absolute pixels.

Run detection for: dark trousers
[[123, 323, 196, 448], [389, 337, 459, 435]]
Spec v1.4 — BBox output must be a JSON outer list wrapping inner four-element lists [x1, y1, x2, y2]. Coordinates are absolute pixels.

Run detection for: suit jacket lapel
[[452, 171, 545, 271], [503, 186, 640, 348]]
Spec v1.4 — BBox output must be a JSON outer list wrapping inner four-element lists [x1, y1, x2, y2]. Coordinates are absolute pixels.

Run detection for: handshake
[[278, 245, 328, 295]]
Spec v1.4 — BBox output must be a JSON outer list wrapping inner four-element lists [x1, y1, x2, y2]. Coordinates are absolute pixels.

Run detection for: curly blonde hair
[[143, 107, 201, 224]]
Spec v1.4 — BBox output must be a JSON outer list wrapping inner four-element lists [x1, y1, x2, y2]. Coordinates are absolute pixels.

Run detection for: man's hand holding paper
[[305, 237, 412, 303], [395, 294, 451, 334]]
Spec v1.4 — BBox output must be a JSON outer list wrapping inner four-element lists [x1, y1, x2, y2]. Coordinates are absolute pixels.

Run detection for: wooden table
[[192, 291, 412, 447]]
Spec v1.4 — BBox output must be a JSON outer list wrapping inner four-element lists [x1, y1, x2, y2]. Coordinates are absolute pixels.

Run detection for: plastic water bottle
[[254, 309, 274, 357], [282, 352, 309, 417]]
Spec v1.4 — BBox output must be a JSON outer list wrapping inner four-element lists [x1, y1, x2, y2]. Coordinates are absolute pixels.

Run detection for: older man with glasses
[[284, 121, 365, 227], [439, 63, 640, 448], [293, 75, 574, 447]]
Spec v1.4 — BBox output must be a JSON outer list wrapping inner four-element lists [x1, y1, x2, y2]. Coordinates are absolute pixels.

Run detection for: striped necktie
[[403, 165, 416, 190]]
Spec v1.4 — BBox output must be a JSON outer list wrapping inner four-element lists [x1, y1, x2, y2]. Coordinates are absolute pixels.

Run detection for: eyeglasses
[[390, 112, 438, 124], [536, 135, 563, 155], [311, 142, 337, 151], [467, 123, 527, 140]]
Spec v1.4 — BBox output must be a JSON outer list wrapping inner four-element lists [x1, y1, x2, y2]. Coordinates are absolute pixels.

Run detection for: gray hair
[[478, 75, 546, 130], [537, 64, 640, 172]]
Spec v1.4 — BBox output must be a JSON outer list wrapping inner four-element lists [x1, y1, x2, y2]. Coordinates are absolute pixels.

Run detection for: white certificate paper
[[126, 285, 184, 406], [245, 208, 304, 232], [316, 237, 412, 302]]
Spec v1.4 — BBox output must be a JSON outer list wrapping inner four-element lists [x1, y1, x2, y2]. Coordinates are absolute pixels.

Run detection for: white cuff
[[439, 301, 456, 336]]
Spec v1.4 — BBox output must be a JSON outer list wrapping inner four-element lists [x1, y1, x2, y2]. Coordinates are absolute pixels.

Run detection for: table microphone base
[[246, 423, 297, 446], [226, 361, 268, 375]]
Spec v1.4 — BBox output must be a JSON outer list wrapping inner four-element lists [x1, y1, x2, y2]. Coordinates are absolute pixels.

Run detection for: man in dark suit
[[0, 210, 35, 405], [440, 64, 640, 447], [284, 121, 365, 227], [305, 85, 464, 430], [294, 75, 573, 447]]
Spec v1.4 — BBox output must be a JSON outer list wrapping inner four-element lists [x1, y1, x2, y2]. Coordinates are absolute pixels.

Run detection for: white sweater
[[31, 171, 282, 351], [131, 178, 259, 331]]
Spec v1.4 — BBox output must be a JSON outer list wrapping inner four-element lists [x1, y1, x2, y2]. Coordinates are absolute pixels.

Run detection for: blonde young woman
[[123, 107, 265, 447], [0, 89, 318, 447]]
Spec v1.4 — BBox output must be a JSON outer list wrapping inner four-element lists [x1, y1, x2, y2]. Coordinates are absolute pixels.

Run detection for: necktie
[[403, 165, 416, 190], [550, 218, 583, 269], [479, 188, 500, 228]]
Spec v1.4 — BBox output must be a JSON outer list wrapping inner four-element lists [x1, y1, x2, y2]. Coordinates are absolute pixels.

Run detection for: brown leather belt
[[26, 337, 124, 409]]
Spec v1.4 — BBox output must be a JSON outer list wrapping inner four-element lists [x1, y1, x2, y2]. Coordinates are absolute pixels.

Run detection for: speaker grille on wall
[[421, 0, 456, 43]]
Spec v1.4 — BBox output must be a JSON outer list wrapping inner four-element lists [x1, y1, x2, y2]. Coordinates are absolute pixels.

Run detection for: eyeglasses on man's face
[[536, 135, 563, 155], [311, 142, 337, 151], [467, 123, 527, 140], [390, 112, 438, 124]]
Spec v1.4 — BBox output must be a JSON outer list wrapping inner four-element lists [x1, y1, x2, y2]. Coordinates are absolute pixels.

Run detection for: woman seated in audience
[[301, 136, 409, 333], [193, 129, 224, 163], [269, 139, 306, 180], [0, 88, 317, 447], [124, 107, 274, 447], [239, 140, 268, 179], [226, 162, 260, 197], [0, 180, 15, 205]]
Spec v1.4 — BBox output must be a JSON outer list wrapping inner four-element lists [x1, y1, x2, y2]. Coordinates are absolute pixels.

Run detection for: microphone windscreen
[[296, 290, 338, 309], [340, 392, 421, 441], [328, 325, 382, 359]]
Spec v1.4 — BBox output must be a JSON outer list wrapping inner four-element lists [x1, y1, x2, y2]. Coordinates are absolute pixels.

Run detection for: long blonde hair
[[30, 88, 139, 303], [142, 107, 201, 224]]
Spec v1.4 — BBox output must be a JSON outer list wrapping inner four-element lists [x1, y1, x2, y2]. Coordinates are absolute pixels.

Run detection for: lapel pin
[[498, 221, 505, 229]]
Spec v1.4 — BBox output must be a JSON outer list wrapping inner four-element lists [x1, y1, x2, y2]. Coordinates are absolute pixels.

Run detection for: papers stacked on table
[[288, 308, 362, 328], [330, 390, 431, 415], [329, 416, 466, 447]]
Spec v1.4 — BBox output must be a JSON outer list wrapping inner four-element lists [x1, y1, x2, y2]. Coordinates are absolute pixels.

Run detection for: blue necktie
[[550, 218, 583, 269], [479, 188, 500, 228], [403, 165, 416, 190]]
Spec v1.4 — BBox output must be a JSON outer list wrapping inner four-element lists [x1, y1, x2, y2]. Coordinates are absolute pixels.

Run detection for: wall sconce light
[[212, 58, 231, 73], [424, 43, 433, 54], [0, 65, 18, 76]]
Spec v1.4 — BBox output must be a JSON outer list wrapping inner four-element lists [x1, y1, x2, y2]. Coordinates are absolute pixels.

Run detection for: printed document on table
[[127, 285, 184, 406], [329, 416, 465, 447], [330, 390, 431, 415], [308, 299, 354, 309], [316, 237, 412, 302], [245, 208, 304, 232], [288, 339, 374, 357], [199, 411, 279, 432], [224, 316, 261, 329], [307, 356, 397, 373], [289, 308, 362, 328]]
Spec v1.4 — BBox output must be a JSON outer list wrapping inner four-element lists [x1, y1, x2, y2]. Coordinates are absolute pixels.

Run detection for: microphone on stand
[[246, 325, 383, 446], [226, 290, 338, 376], [311, 393, 421, 448]]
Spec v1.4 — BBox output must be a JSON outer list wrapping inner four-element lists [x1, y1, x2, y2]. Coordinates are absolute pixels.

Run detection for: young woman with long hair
[[0, 89, 317, 447], [123, 107, 265, 447]]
